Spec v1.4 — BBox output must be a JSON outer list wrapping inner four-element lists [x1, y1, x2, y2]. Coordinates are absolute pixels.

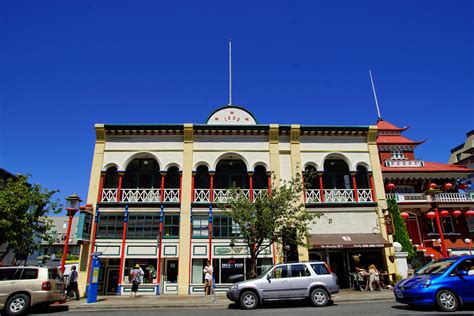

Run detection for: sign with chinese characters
[[207, 107, 257, 125], [385, 213, 395, 235]]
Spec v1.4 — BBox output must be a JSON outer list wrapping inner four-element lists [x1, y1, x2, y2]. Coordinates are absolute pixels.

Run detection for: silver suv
[[226, 261, 339, 310]]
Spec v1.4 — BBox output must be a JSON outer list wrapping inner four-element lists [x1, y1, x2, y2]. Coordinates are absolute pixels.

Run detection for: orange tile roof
[[377, 134, 424, 145], [382, 161, 474, 173], [376, 119, 408, 131]]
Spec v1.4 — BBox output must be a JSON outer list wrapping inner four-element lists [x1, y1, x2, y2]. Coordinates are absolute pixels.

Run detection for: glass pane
[[271, 265, 288, 279]]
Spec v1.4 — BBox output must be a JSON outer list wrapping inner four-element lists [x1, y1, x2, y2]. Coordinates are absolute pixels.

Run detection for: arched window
[[323, 159, 351, 189], [104, 166, 119, 188], [355, 165, 370, 189], [122, 158, 161, 188], [194, 165, 210, 189], [165, 166, 180, 188], [215, 159, 248, 189], [304, 165, 320, 189], [253, 165, 268, 189]]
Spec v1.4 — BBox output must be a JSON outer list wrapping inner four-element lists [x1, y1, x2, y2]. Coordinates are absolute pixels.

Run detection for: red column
[[86, 208, 99, 286], [117, 206, 128, 289], [157, 206, 164, 284], [266, 172, 272, 198], [351, 172, 358, 203], [179, 171, 183, 203], [116, 172, 124, 202], [209, 172, 214, 203], [302, 172, 306, 204], [368, 172, 376, 202], [434, 208, 448, 258], [249, 172, 254, 202], [60, 213, 75, 274], [318, 172, 325, 203], [208, 206, 213, 262], [97, 172, 105, 202], [160, 172, 166, 202]]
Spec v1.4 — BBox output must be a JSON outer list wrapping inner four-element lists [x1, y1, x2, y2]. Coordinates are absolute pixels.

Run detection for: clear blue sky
[[1, 0, 473, 212]]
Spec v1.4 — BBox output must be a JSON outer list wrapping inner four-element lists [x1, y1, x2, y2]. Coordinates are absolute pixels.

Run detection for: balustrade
[[121, 188, 161, 202], [163, 188, 180, 202], [101, 189, 118, 202]]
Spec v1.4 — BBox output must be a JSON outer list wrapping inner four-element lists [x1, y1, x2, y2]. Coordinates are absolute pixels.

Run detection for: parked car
[[0, 266, 65, 315], [226, 261, 339, 310], [394, 255, 474, 312]]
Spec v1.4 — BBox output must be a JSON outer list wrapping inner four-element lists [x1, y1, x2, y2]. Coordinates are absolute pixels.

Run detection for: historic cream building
[[77, 105, 397, 296]]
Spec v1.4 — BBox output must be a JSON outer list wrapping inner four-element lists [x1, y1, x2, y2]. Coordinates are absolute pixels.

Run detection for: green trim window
[[127, 215, 160, 239], [192, 215, 209, 237], [163, 215, 180, 238], [212, 215, 241, 238], [97, 215, 123, 239]]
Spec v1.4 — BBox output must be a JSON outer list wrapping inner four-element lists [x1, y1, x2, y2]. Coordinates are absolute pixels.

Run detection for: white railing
[[121, 188, 160, 202], [305, 189, 322, 203], [213, 189, 230, 203], [194, 189, 211, 203], [435, 193, 474, 202], [323, 189, 355, 203], [101, 189, 118, 202], [163, 188, 180, 202], [384, 159, 424, 168], [357, 189, 373, 202], [253, 189, 268, 200]]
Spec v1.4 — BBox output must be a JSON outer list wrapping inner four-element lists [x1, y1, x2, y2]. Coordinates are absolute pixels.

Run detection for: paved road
[[28, 300, 474, 316]]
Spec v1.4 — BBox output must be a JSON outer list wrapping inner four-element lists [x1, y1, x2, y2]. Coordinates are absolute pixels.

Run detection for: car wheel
[[239, 291, 258, 310], [311, 288, 329, 307], [436, 289, 458, 312], [6, 293, 30, 316]]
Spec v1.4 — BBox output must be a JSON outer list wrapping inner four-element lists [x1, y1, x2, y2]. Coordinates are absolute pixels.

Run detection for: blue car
[[394, 255, 474, 312]]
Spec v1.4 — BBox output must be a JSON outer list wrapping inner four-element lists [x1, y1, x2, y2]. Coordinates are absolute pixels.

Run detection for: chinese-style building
[[376, 119, 474, 260]]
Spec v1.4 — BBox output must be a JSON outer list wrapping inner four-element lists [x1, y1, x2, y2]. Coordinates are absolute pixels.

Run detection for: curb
[[66, 296, 394, 311]]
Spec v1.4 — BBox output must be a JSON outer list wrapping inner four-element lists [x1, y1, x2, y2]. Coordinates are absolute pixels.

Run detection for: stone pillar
[[393, 242, 409, 278]]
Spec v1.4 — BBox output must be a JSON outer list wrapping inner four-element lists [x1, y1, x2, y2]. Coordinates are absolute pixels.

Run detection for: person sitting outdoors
[[368, 264, 381, 291]]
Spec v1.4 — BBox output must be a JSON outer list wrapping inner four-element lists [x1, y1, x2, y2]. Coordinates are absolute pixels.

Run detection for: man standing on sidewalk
[[66, 266, 80, 300]]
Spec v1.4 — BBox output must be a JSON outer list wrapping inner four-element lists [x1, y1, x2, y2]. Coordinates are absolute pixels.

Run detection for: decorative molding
[[269, 124, 279, 144], [290, 124, 300, 144], [193, 245, 208, 256], [367, 126, 377, 144], [184, 124, 194, 143], [95, 124, 106, 143], [163, 245, 178, 256]]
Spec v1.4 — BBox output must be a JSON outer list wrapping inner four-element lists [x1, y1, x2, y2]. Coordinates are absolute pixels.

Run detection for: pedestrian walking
[[66, 265, 80, 300], [203, 260, 213, 295], [130, 264, 143, 298]]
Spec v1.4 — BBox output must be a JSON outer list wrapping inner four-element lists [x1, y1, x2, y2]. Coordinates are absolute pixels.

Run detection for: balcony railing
[[384, 159, 424, 168], [163, 188, 180, 202], [122, 188, 161, 202], [194, 189, 211, 203], [386, 192, 474, 203], [305, 189, 374, 203], [193, 188, 268, 203], [101, 189, 118, 202]]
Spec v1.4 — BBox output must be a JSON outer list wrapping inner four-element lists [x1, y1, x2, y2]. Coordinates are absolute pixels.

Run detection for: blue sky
[[1, 0, 473, 212]]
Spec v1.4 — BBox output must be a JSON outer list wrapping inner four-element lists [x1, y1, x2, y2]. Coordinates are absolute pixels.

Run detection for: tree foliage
[[387, 198, 416, 259], [0, 175, 62, 263], [220, 173, 321, 278]]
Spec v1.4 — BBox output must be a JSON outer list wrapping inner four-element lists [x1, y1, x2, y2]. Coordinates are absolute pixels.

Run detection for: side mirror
[[266, 274, 271, 280], [457, 270, 468, 277]]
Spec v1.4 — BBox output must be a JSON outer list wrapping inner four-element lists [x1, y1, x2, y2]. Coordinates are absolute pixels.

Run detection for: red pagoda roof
[[382, 161, 474, 173], [376, 119, 408, 132], [377, 135, 425, 145]]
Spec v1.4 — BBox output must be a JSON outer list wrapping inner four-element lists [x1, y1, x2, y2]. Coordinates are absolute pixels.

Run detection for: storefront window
[[164, 215, 180, 238], [427, 216, 456, 234], [221, 258, 245, 283], [123, 259, 157, 284], [212, 215, 241, 238], [192, 215, 209, 237], [127, 215, 160, 239]]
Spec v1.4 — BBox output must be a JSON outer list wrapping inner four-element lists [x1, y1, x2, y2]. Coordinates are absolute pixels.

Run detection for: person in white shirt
[[203, 260, 213, 295]]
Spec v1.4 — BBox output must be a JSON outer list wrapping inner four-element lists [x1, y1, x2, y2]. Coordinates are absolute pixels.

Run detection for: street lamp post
[[60, 193, 82, 275], [465, 238, 472, 255], [425, 184, 448, 258]]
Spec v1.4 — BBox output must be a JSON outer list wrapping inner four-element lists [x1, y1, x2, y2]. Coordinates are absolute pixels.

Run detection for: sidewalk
[[65, 289, 394, 311]]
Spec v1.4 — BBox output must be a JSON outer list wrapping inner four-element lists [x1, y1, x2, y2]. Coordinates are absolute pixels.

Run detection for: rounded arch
[[321, 152, 353, 171], [102, 162, 119, 172], [354, 161, 372, 171], [303, 161, 319, 171], [123, 152, 162, 170], [213, 152, 250, 171], [252, 161, 269, 171], [194, 161, 211, 171], [164, 162, 182, 171]]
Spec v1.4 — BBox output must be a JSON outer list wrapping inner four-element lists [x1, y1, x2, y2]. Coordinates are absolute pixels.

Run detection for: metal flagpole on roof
[[369, 70, 382, 120], [229, 39, 232, 105]]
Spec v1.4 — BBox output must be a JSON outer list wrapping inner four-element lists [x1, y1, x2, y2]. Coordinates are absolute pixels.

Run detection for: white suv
[[226, 261, 339, 309]]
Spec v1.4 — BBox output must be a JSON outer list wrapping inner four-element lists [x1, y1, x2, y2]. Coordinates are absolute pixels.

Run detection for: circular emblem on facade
[[206, 106, 257, 125]]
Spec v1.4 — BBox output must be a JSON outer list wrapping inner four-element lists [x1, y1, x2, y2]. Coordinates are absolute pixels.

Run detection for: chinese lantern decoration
[[452, 210, 462, 223], [400, 212, 410, 219], [443, 183, 453, 191], [426, 211, 436, 229], [465, 210, 474, 217], [429, 183, 437, 190], [458, 183, 468, 190], [440, 210, 450, 217], [385, 183, 396, 191]]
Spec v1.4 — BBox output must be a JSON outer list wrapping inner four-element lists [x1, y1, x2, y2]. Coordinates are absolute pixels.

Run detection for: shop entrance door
[[329, 251, 348, 288], [105, 268, 120, 295], [163, 259, 178, 294]]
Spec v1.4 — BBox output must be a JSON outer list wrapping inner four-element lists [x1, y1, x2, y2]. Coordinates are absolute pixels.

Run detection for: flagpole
[[369, 70, 382, 119]]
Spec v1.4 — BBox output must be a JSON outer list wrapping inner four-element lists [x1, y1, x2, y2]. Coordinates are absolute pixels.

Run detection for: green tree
[[0, 175, 62, 263], [220, 173, 321, 278], [387, 198, 416, 259]]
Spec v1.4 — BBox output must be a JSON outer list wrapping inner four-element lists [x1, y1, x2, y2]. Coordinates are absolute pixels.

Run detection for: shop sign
[[214, 245, 272, 256], [385, 213, 395, 235]]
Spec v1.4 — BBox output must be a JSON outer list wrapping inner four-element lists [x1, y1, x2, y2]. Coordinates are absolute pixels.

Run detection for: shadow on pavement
[[391, 303, 474, 313], [228, 299, 336, 310], [29, 305, 69, 314]]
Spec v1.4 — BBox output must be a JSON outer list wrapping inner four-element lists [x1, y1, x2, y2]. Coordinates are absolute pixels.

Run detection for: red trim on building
[[116, 173, 123, 202], [97, 173, 105, 202], [249, 173, 254, 202], [319, 174, 324, 203], [351, 174, 358, 203], [369, 174, 377, 201], [118, 219, 128, 286]]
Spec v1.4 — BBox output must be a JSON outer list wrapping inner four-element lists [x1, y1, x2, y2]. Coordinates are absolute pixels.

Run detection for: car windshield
[[416, 259, 457, 275], [257, 266, 274, 279]]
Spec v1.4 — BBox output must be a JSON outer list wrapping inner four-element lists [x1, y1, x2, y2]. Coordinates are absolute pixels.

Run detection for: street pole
[[434, 208, 448, 258], [60, 214, 74, 274]]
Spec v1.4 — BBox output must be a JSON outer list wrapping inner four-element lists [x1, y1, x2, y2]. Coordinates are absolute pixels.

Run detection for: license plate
[[395, 290, 403, 298]]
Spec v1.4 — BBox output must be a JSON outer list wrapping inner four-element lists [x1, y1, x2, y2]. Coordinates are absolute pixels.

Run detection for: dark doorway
[[166, 260, 178, 283]]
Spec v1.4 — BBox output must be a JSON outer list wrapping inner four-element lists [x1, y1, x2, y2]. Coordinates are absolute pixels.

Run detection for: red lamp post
[[60, 193, 82, 275], [425, 184, 448, 258]]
